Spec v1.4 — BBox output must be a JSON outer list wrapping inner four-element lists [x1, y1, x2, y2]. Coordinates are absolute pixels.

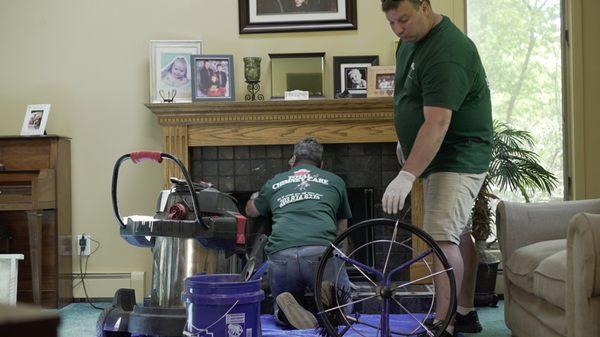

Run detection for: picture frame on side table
[[333, 55, 379, 98], [20, 104, 51, 136], [191, 54, 235, 101], [149, 40, 202, 103], [239, 0, 357, 34], [367, 66, 396, 98]]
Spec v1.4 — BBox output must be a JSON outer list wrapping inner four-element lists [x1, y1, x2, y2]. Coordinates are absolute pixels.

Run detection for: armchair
[[496, 199, 600, 337]]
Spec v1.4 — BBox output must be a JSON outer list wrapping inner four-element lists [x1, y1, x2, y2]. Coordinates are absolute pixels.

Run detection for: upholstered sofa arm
[[566, 213, 600, 337], [496, 199, 600, 261]]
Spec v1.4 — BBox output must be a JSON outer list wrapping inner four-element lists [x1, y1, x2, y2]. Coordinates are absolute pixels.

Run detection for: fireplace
[[190, 142, 412, 279], [147, 98, 427, 281]]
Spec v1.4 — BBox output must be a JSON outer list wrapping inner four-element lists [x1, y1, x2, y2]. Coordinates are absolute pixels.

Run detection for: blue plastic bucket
[[183, 274, 264, 337]]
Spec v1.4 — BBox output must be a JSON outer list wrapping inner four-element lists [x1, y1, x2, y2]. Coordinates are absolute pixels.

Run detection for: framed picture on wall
[[367, 66, 396, 98], [239, 0, 357, 34], [333, 55, 379, 98], [149, 40, 202, 103], [191, 55, 235, 102], [20, 104, 51, 136]]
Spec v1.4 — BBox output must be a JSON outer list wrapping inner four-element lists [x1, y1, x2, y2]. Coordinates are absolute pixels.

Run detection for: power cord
[[75, 234, 103, 310]]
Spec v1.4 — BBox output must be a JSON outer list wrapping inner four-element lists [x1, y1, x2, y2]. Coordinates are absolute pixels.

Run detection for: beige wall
[[567, 0, 600, 199], [0, 0, 462, 297]]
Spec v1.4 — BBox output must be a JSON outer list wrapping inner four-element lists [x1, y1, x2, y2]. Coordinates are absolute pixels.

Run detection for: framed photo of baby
[[191, 55, 235, 102], [333, 55, 379, 98], [149, 40, 202, 103], [20, 104, 51, 136]]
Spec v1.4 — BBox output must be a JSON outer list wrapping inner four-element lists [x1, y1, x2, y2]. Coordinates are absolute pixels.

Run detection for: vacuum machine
[[96, 151, 263, 337]]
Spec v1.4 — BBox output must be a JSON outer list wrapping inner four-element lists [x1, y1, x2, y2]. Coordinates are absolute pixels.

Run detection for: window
[[467, 0, 565, 202]]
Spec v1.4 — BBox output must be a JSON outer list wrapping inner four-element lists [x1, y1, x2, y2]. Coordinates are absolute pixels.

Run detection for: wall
[[0, 0, 463, 297], [567, 0, 600, 199]]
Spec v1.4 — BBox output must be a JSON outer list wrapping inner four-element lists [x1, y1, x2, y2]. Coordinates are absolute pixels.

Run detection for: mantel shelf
[[146, 97, 393, 126], [147, 97, 397, 182]]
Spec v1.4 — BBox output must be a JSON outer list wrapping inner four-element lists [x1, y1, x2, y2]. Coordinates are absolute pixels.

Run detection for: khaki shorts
[[422, 172, 486, 245]]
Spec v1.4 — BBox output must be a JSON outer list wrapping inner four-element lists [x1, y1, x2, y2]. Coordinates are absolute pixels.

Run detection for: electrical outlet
[[76, 234, 91, 256]]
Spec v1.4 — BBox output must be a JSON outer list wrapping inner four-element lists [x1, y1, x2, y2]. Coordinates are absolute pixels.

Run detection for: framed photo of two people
[[239, 0, 357, 34], [191, 55, 235, 102]]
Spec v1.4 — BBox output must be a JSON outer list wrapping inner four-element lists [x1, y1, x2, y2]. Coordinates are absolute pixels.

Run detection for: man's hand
[[382, 171, 416, 214]]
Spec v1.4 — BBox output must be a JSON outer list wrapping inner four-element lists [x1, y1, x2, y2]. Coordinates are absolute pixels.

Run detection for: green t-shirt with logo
[[393, 16, 493, 176], [253, 164, 352, 255]]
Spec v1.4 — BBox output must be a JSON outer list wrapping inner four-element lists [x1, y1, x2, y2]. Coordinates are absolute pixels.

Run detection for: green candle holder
[[243, 57, 263, 101], [243, 57, 262, 82]]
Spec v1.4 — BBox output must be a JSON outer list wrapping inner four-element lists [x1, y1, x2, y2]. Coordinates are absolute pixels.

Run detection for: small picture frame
[[191, 55, 235, 101], [20, 104, 51, 136], [149, 40, 202, 103], [367, 66, 396, 98], [333, 55, 379, 98]]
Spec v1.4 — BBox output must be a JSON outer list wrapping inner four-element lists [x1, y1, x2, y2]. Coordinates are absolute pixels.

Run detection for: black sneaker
[[454, 311, 482, 333]]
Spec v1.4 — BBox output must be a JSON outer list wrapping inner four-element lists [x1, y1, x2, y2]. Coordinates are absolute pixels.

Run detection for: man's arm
[[382, 106, 452, 214], [402, 106, 452, 177], [245, 192, 261, 218], [337, 218, 348, 235]]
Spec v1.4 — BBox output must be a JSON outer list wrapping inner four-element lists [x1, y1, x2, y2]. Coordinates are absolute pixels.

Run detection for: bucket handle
[[184, 299, 240, 335]]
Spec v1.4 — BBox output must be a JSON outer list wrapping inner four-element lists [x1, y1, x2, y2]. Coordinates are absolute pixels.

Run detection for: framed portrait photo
[[239, 0, 357, 34], [367, 66, 396, 98], [333, 55, 379, 98], [191, 55, 235, 102], [20, 104, 51, 136], [149, 40, 202, 103]]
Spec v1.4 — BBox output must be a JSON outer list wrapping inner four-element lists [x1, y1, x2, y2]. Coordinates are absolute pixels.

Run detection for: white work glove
[[396, 142, 406, 166], [382, 171, 416, 214]]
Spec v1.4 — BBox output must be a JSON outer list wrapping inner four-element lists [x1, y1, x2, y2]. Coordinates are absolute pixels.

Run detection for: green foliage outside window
[[467, 0, 564, 203]]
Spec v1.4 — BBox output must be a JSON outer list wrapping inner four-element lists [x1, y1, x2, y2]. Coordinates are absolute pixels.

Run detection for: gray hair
[[294, 136, 323, 164]]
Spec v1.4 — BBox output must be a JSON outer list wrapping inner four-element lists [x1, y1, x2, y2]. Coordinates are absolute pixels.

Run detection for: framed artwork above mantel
[[239, 0, 357, 34]]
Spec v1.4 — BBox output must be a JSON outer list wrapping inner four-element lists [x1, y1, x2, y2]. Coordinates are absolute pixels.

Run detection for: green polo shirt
[[253, 164, 352, 255], [393, 16, 493, 176]]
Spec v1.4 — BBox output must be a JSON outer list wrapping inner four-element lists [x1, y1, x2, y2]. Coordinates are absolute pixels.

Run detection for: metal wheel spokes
[[315, 219, 456, 337]]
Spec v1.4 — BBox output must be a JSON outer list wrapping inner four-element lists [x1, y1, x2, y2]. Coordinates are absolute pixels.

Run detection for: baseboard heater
[[71, 271, 145, 303]]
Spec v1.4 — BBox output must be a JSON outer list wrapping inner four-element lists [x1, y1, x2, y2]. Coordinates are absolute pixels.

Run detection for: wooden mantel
[[147, 98, 428, 281], [147, 97, 396, 182]]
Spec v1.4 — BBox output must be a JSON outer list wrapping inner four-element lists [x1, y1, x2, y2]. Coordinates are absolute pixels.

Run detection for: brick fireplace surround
[[147, 98, 427, 280]]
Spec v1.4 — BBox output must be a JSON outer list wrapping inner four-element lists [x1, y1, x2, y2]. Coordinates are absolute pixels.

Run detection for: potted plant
[[471, 120, 558, 306]]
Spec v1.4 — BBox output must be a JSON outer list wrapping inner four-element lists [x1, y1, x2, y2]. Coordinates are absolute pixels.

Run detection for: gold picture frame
[[367, 65, 396, 98]]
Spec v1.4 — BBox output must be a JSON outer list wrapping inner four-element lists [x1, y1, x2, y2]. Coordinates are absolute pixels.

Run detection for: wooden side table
[[0, 136, 72, 308]]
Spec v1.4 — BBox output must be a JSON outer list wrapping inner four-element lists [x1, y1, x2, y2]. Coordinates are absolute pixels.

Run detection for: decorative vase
[[243, 57, 264, 101], [243, 57, 261, 82]]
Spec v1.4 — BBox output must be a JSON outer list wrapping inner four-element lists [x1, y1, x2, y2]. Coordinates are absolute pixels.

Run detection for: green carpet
[[57, 301, 511, 337]]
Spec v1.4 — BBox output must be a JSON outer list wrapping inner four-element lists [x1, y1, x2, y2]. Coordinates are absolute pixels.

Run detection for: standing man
[[380, 1, 492, 336], [215, 63, 228, 90], [198, 60, 212, 95], [246, 136, 353, 330]]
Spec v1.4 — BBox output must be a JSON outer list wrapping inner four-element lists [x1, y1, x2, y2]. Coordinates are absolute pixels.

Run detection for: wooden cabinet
[[0, 136, 72, 308]]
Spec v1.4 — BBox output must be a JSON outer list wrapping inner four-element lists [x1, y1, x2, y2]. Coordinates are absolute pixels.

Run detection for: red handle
[[130, 151, 163, 164], [235, 214, 247, 245]]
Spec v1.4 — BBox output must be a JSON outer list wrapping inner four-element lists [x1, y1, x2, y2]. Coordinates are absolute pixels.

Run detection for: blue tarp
[[261, 314, 433, 337]]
